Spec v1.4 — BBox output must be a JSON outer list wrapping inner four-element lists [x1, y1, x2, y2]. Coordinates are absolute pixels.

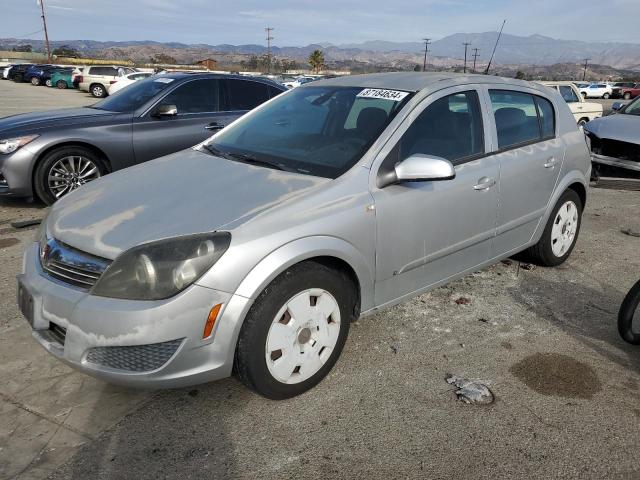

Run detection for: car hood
[[584, 113, 640, 144], [0, 107, 116, 136], [48, 148, 329, 259]]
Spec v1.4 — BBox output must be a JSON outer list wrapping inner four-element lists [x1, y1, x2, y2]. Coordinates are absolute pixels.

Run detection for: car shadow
[[507, 266, 640, 374]]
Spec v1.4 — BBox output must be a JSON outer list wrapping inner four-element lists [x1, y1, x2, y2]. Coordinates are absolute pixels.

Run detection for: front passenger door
[[132, 79, 232, 163]]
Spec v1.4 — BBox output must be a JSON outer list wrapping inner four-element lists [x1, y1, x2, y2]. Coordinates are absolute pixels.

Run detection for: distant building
[[196, 58, 218, 70]]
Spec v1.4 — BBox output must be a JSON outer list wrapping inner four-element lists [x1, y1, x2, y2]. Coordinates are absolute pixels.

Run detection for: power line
[[422, 38, 431, 72], [265, 27, 274, 74], [472, 48, 480, 72], [462, 42, 471, 73], [582, 58, 590, 81], [37, 0, 51, 62]]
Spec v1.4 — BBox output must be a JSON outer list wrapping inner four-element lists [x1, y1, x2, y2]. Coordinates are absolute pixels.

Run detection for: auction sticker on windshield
[[357, 88, 409, 101]]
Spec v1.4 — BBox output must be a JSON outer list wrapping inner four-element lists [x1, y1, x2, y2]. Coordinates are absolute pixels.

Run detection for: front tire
[[31, 77, 40, 86], [234, 261, 357, 399], [90, 83, 107, 98], [624, 92, 631, 100], [603, 93, 610, 99], [619, 280, 640, 345], [577, 117, 588, 127], [45, 79, 52, 87], [34, 146, 107, 204], [56, 80, 68, 89], [524, 189, 582, 266]]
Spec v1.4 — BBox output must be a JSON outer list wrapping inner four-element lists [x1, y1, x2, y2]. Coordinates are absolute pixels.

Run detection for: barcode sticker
[[356, 88, 409, 101]]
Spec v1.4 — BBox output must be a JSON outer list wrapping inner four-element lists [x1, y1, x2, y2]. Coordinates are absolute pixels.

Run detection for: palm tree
[[308, 49, 325, 73]]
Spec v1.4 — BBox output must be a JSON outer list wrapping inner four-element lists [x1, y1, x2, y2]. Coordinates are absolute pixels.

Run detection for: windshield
[[622, 97, 640, 116], [204, 86, 412, 178], [91, 76, 176, 113]]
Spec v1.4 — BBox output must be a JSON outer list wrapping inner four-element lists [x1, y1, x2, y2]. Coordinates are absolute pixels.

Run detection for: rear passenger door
[[132, 78, 229, 163], [488, 89, 565, 256]]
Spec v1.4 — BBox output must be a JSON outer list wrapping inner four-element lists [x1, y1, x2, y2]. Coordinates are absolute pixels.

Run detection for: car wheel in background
[[618, 279, 640, 345], [45, 79, 52, 87], [603, 93, 610, 99], [34, 146, 107, 204], [56, 80, 68, 89], [581, 92, 587, 99], [624, 92, 631, 100], [524, 189, 582, 267], [90, 84, 107, 98], [234, 261, 357, 399], [30, 77, 40, 86], [577, 118, 589, 127]]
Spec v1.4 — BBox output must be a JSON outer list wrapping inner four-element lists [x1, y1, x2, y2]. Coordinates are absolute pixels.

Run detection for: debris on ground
[[520, 263, 536, 271], [501, 259, 513, 266], [478, 318, 489, 323], [445, 374, 495, 404], [454, 297, 471, 305], [621, 228, 640, 238], [10, 218, 42, 229]]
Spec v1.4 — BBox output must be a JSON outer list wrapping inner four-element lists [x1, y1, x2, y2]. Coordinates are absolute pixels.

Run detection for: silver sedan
[[18, 72, 591, 399]]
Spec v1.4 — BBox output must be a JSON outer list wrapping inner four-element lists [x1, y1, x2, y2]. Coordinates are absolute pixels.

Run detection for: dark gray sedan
[[0, 73, 285, 203]]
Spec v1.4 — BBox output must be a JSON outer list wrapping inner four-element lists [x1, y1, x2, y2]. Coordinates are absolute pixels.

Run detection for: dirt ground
[[0, 79, 639, 480]]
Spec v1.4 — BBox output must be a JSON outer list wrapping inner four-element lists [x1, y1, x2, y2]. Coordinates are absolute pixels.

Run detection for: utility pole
[[422, 38, 431, 72], [472, 48, 480, 73], [38, 0, 51, 62], [582, 58, 590, 81], [485, 19, 506, 75], [462, 42, 471, 73], [265, 27, 274, 74]]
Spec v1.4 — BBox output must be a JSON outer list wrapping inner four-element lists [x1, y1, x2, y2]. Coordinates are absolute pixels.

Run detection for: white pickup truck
[[541, 81, 603, 126]]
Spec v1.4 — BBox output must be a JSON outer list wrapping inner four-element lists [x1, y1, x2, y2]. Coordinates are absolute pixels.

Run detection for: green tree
[[150, 53, 177, 64], [308, 49, 325, 73], [52, 45, 79, 57], [413, 64, 422, 72], [12, 44, 32, 52], [515, 70, 526, 80]]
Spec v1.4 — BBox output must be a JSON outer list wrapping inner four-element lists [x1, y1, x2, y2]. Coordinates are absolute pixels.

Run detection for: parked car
[[283, 76, 316, 89], [584, 96, 640, 177], [71, 67, 84, 89], [78, 65, 137, 97], [579, 83, 613, 99], [28, 65, 63, 87], [2, 64, 15, 79], [16, 72, 590, 399], [108, 71, 153, 95], [611, 82, 636, 99], [0, 73, 285, 203], [8, 64, 35, 82], [619, 84, 640, 100], [49, 68, 75, 89], [573, 82, 589, 89], [540, 81, 602, 125]]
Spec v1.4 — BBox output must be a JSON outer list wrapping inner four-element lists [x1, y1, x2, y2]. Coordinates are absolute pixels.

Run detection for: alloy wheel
[[265, 288, 341, 384], [47, 155, 101, 198], [550, 200, 578, 257]]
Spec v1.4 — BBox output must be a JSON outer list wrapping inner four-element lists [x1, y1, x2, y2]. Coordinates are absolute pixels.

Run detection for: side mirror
[[152, 104, 178, 117], [392, 154, 456, 184], [611, 102, 625, 112]]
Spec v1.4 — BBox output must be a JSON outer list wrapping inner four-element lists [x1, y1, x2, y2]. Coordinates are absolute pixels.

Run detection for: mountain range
[[2, 32, 640, 71]]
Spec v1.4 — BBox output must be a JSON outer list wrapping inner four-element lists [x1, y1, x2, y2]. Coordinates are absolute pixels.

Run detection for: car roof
[[308, 72, 549, 94], [157, 72, 285, 88]]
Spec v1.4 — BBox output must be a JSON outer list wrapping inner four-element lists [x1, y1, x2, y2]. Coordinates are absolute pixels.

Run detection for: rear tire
[[45, 79, 52, 87], [34, 146, 107, 205], [30, 77, 40, 86], [524, 189, 582, 267], [618, 280, 640, 345], [581, 92, 587, 99], [577, 117, 589, 127], [603, 93, 610, 99], [90, 83, 107, 98], [56, 80, 68, 89], [234, 261, 357, 399], [624, 92, 631, 100]]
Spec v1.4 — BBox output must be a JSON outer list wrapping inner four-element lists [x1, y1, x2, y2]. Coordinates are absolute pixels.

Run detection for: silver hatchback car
[[18, 73, 590, 399]]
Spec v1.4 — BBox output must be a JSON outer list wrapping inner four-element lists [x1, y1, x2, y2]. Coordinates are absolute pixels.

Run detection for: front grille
[[40, 238, 111, 290], [85, 339, 183, 372]]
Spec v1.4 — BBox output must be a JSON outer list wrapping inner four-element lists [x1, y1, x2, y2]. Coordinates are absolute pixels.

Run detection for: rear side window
[[267, 85, 284, 98], [399, 91, 484, 164], [90, 67, 118, 76], [223, 79, 269, 111], [558, 85, 579, 103], [489, 90, 555, 149], [161, 79, 219, 113]]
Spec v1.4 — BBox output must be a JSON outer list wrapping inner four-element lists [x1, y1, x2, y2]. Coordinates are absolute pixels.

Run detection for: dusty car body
[[17, 72, 590, 399], [584, 96, 640, 177]]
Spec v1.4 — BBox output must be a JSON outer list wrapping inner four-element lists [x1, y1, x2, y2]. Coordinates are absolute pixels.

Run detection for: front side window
[[92, 77, 176, 113], [205, 86, 412, 178], [489, 90, 554, 149], [559, 85, 579, 103], [397, 91, 484, 164], [160, 79, 219, 113]]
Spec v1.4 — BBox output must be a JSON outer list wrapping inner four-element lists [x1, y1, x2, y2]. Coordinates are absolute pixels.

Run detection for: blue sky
[[3, 0, 639, 45]]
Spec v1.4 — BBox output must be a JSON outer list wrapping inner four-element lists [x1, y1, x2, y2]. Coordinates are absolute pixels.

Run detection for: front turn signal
[[203, 303, 222, 339]]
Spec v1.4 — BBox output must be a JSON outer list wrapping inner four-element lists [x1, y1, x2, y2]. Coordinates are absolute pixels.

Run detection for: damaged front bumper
[[591, 153, 640, 173]]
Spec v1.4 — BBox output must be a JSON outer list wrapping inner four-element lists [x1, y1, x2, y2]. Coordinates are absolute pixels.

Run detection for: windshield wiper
[[201, 144, 233, 160], [227, 152, 288, 172]]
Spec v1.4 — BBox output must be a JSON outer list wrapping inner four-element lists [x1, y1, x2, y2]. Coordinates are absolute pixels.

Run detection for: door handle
[[543, 157, 557, 168], [205, 122, 225, 131], [473, 177, 496, 191]]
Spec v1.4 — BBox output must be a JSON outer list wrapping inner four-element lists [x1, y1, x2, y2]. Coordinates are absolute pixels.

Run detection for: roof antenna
[[484, 19, 506, 75]]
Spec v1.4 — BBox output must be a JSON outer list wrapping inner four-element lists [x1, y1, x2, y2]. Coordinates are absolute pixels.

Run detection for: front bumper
[[17, 243, 253, 388], [0, 146, 37, 197]]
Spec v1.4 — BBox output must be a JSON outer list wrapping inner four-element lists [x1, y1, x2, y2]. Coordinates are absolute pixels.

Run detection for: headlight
[[91, 232, 231, 300], [0, 134, 39, 155]]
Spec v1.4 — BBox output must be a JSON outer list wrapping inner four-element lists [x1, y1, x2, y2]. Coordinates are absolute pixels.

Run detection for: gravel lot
[[1, 78, 640, 480]]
